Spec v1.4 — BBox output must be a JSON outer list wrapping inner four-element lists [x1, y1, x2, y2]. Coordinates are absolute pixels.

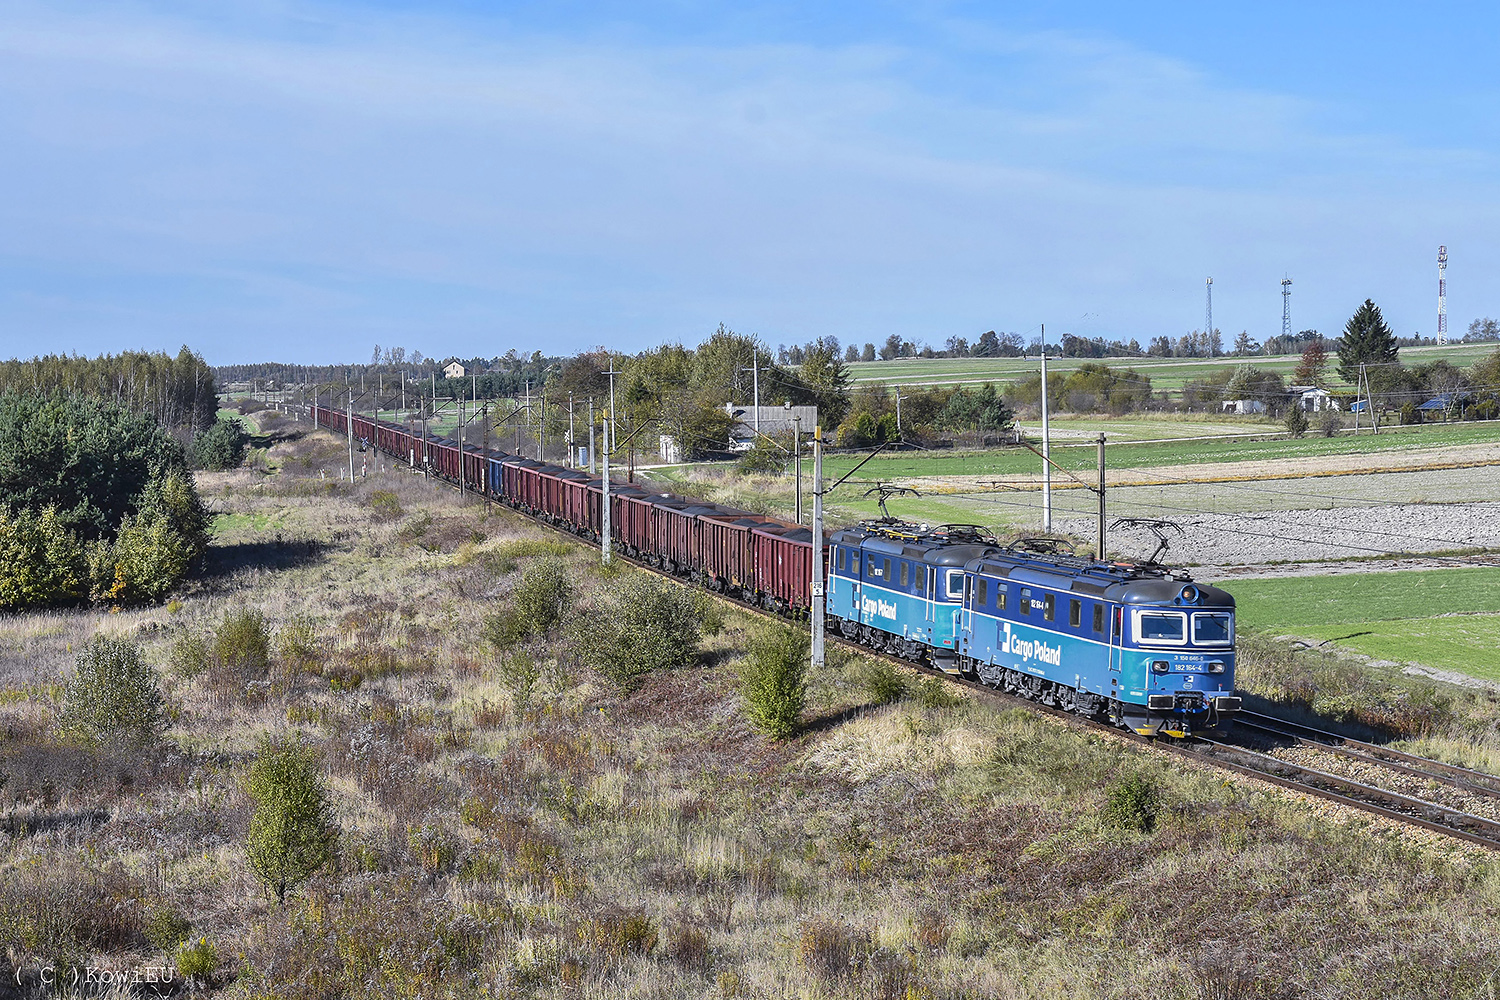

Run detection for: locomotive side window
[[1093, 604, 1105, 633], [997, 587, 1007, 611], [916, 568, 925, 597], [1069, 599, 1081, 627], [1137, 611, 1188, 644], [900, 562, 909, 587], [1018, 588, 1031, 614], [1113, 607, 1122, 639], [946, 570, 964, 599], [883, 558, 892, 581], [1193, 613, 1233, 644], [1043, 594, 1055, 621], [837, 548, 845, 572], [976, 578, 988, 606]]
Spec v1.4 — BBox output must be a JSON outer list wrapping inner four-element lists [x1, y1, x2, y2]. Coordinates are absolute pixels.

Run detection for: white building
[[443, 361, 467, 379], [724, 404, 819, 452], [1288, 385, 1340, 412]]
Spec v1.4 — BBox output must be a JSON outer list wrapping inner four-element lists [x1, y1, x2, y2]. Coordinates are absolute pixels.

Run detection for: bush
[[145, 906, 192, 951], [57, 635, 164, 750], [573, 575, 721, 690], [1318, 408, 1343, 437], [214, 608, 271, 675], [483, 557, 574, 651], [0, 505, 87, 609], [245, 735, 338, 904], [1283, 405, 1308, 438], [369, 490, 403, 521], [169, 630, 209, 678], [175, 935, 218, 985], [191, 417, 249, 471], [862, 661, 908, 705], [739, 625, 809, 739], [914, 675, 963, 709], [736, 439, 786, 475], [1103, 772, 1160, 833]]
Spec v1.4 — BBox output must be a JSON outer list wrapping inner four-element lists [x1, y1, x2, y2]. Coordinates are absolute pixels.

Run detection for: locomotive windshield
[[1137, 611, 1186, 643], [1192, 613, 1233, 644]]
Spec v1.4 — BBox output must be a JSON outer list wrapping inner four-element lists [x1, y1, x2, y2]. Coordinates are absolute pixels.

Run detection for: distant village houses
[[724, 403, 818, 452], [443, 361, 467, 379]]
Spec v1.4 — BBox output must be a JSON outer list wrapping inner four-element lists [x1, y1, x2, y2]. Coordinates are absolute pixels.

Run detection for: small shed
[[1289, 386, 1339, 412]]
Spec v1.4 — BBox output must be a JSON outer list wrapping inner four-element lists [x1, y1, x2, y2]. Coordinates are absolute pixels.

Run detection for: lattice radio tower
[[1281, 277, 1293, 342], [1437, 245, 1449, 345], [1204, 276, 1213, 339]]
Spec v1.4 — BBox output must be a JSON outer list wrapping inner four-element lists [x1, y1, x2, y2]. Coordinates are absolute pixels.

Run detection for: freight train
[[312, 404, 1240, 736]]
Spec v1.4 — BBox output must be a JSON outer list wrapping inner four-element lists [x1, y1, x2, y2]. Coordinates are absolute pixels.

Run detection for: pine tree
[[246, 736, 338, 904], [1337, 299, 1399, 384]]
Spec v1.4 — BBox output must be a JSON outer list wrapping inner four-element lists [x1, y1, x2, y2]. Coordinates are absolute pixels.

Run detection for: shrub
[[1318, 407, 1342, 437], [168, 630, 209, 678], [739, 625, 808, 740], [369, 490, 403, 521], [573, 575, 721, 690], [799, 920, 869, 983], [736, 439, 786, 475], [245, 735, 338, 904], [57, 635, 163, 750], [107, 508, 198, 603], [1283, 404, 1308, 438], [145, 906, 192, 951], [175, 935, 218, 984], [862, 661, 908, 705], [214, 608, 271, 675], [191, 416, 249, 470], [0, 505, 87, 609], [581, 910, 658, 960], [483, 557, 574, 651], [1103, 772, 1160, 833]]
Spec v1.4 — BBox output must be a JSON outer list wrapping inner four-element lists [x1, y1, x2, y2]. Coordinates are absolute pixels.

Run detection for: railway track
[[345, 426, 1500, 851]]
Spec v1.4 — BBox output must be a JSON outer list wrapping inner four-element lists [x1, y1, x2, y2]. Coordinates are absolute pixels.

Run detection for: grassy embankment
[[3, 411, 1500, 997], [1221, 568, 1500, 683]]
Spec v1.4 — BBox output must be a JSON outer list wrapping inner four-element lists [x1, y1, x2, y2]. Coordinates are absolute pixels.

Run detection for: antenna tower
[[1437, 245, 1449, 345], [1204, 277, 1213, 339], [1281, 277, 1293, 342]]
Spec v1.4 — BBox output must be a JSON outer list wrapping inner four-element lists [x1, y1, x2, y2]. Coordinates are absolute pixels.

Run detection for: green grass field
[[844, 342, 1498, 392], [1218, 567, 1500, 680], [818, 419, 1500, 481]]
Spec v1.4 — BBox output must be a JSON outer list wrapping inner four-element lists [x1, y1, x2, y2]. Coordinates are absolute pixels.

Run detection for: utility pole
[[588, 396, 596, 473], [1096, 434, 1106, 560], [458, 384, 466, 500], [523, 381, 532, 458], [793, 412, 802, 524], [810, 425, 825, 669], [894, 385, 907, 439], [1437, 245, 1449, 346], [567, 393, 575, 468], [604, 361, 621, 453], [347, 390, 354, 483], [601, 412, 612, 565], [741, 357, 760, 438], [1040, 325, 1052, 533]]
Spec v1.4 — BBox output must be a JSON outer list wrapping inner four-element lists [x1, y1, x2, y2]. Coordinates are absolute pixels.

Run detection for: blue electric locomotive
[[827, 521, 1240, 737]]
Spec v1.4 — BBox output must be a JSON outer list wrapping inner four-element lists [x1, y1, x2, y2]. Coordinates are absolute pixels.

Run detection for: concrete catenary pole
[[1096, 434, 1106, 559], [1040, 326, 1052, 533], [811, 424, 825, 669], [347, 390, 355, 484], [601, 413, 612, 565]]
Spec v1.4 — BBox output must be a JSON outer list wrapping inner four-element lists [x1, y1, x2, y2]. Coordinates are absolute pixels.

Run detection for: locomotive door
[[924, 568, 936, 631]]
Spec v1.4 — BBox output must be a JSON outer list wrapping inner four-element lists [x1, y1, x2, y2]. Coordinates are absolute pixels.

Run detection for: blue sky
[[2, 1, 1497, 364]]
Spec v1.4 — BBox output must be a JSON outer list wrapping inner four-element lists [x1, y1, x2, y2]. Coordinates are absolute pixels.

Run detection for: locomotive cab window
[[1192, 613, 1233, 645], [946, 570, 964, 599], [916, 568, 926, 597], [1069, 599, 1081, 627], [976, 578, 988, 606], [1043, 594, 1055, 621], [1018, 588, 1031, 614], [1093, 604, 1105, 633], [1136, 610, 1188, 645], [900, 562, 909, 588], [837, 548, 845, 572]]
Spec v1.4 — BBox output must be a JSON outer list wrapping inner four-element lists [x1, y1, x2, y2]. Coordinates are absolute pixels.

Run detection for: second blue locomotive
[[827, 520, 1240, 737]]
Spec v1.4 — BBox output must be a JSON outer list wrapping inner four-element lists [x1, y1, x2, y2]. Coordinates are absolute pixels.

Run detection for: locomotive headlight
[[1151, 660, 1170, 674], [1207, 661, 1225, 674]]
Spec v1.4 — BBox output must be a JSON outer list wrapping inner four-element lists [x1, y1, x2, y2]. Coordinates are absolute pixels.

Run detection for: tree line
[[0, 347, 219, 435]]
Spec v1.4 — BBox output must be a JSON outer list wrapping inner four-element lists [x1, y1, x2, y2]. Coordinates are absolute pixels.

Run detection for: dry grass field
[[3, 412, 1500, 999]]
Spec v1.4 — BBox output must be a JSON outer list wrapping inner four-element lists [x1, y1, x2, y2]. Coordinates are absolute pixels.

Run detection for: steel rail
[[1237, 711, 1500, 796], [333, 413, 1500, 851]]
